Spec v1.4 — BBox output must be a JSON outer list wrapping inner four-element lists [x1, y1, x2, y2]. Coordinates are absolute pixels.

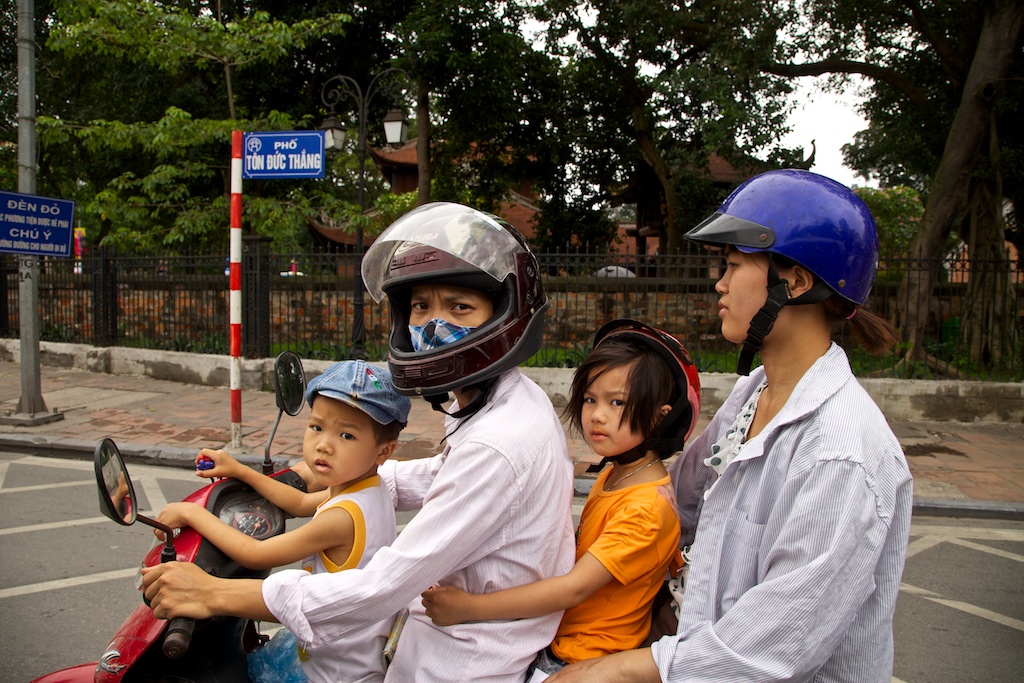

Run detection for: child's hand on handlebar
[[194, 449, 242, 479], [154, 502, 201, 541]]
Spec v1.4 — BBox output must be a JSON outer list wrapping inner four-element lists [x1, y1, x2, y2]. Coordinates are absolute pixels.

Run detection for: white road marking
[[137, 475, 168, 512], [909, 523, 1024, 542], [8, 455, 198, 481], [905, 535, 945, 559], [945, 537, 1024, 564], [0, 568, 139, 600], [901, 583, 1024, 632], [0, 516, 113, 536], [0, 511, 161, 536], [1, 480, 93, 494]]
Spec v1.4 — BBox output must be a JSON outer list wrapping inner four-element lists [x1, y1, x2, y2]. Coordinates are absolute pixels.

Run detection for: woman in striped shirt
[[549, 170, 913, 683]]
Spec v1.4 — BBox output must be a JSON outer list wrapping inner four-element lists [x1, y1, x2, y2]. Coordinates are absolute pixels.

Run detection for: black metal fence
[[2, 247, 1021, 381]]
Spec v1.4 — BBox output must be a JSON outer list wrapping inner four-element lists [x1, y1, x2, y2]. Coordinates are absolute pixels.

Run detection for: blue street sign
[[0, 191, 76, 258], [243, 131, 326, 179]]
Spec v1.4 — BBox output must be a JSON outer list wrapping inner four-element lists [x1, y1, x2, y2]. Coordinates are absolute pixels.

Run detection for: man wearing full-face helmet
[[141, 203, 576, 682]]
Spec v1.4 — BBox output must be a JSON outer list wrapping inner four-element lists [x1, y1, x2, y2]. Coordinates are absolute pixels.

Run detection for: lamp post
[[320, 68, 410, 359]]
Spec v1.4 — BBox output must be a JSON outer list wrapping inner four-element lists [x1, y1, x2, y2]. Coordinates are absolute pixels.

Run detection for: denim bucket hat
[[305, 360, 412, 425]]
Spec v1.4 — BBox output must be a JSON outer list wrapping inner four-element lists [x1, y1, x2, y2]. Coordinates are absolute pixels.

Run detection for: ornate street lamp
[[319, 114, 346, 151], [320, 68, 411, 359]]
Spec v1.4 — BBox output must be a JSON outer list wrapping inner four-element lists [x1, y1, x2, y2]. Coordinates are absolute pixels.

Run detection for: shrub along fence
[[1, 245, 1021, 381]]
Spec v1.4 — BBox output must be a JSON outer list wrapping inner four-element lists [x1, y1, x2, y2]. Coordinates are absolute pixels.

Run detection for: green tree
[[392, 0, 565, 218], [769, 0, 1023, 373], [32, 0, 351, 249], [0, 0, 16, 192], [529, 0, 811, 252], [48, 1, 350, 119], [855, 186, 924, 260]]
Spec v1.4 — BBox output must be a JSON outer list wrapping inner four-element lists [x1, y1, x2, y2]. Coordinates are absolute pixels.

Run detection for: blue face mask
[[409, 318, 476, 352]]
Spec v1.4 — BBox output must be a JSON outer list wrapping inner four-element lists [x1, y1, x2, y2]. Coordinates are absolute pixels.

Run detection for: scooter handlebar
[[163, 617, 195, 659]]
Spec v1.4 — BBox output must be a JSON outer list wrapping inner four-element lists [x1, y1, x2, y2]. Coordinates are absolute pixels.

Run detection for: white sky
[[780, 80, 874, 188]]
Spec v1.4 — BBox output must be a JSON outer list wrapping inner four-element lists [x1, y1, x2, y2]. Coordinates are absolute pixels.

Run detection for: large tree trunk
[[898, 0, 1024, 372], [620, 77, 679, 253], [962, 112, 1014, 367], [632, 109, 678, 253], [416, 75, 431, 206]]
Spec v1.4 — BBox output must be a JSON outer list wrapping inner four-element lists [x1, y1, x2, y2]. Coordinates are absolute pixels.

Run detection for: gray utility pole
[[4, 0, 62, 425]]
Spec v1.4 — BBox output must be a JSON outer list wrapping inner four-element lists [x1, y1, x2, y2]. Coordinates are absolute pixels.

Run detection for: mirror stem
[[137, 512, 177, 562], [263, 409, 284, 474]]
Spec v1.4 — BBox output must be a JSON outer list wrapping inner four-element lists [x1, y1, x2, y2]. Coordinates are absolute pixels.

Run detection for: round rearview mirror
[[94, 438, 137, 525], [274, 351, 306, 417]]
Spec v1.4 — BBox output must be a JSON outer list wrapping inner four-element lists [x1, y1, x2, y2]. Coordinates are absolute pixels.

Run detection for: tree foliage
[[47, 0, 351, 118], [21, 0, 353, 250], [533, 0, 808, 251], [854, 186, 924, 260], [767, 0, 1023, 373], [391, 0, 564, 216]]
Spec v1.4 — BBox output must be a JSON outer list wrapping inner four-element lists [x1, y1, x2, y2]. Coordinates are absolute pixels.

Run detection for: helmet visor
[[685, 212, 776, 250], [362, 202, 522, 303]]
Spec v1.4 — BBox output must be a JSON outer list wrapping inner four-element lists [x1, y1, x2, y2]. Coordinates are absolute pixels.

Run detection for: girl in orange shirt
[[421, 319, 700, 677]]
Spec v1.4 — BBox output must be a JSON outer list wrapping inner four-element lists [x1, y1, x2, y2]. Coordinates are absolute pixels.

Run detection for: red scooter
[[31, 352, 309, 683]]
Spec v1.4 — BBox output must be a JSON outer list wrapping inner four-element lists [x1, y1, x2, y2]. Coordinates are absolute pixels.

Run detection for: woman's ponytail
[[824, 297, 898, 355]]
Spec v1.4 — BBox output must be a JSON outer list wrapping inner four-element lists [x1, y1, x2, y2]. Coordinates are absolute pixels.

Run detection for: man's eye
[[308, 424, 322, 432], [341, 432, 355, 440]]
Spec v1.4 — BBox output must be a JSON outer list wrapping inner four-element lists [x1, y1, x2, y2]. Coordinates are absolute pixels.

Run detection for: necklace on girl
[[608, 458, 658, 489]]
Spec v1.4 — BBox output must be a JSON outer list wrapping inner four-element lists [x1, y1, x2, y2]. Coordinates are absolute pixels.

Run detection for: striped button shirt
[[263, 368, 576, 682], [657, 343, 913, 682]]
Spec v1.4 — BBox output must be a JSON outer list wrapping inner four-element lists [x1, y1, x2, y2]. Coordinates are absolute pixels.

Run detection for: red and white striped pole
[[229, 130, 243, 448]]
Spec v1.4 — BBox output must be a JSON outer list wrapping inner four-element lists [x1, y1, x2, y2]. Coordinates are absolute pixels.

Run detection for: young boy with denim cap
[[156, 360, 411, 683]]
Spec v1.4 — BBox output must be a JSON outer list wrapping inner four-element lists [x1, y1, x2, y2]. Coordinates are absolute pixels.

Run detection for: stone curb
[[3, 340, 1023, 423], [4, 434, 1021, 521], [911, 498, 1024, 521]]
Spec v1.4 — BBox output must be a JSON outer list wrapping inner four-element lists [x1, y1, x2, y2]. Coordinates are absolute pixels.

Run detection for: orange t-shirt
[[551, 467, 682, 663]]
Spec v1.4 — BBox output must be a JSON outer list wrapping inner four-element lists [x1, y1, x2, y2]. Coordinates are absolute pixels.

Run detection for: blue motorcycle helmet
[[685, 169, 879, 374]]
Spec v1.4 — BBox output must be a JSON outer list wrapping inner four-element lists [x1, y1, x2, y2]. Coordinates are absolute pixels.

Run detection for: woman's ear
[[659, 404, 672, 418], [785, 263, 816, 298]]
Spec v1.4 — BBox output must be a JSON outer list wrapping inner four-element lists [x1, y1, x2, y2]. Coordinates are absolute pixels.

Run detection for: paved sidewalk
[[1, 360, 1022, 518]]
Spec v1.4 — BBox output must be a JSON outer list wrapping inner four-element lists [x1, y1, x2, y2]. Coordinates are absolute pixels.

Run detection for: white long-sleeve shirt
[[264, 369, 576, 682], [657, 343, 913, 682]]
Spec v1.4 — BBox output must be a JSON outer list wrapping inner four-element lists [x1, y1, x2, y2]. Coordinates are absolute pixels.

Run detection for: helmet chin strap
[[585, 447, 648, 474], [736, 256, 835, 375], [736, 257, 791, 376], [427, 378, 498, 445]]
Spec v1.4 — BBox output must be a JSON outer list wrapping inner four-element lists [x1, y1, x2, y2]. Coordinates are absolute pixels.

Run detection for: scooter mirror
[[274, 351, 306, 417], [94, 438, 138, 526]]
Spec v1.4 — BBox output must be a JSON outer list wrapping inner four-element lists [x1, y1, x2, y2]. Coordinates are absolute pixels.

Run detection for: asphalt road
[[2, 449, 1021, 683]]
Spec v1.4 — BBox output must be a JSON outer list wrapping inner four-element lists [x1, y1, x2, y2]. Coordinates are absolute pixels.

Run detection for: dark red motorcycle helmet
[[588, 319, 702, 459], [361, 202, 548, 397]]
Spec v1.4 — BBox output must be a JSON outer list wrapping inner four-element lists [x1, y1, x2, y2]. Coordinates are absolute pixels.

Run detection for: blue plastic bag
[[247, 628, 307, 683]]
